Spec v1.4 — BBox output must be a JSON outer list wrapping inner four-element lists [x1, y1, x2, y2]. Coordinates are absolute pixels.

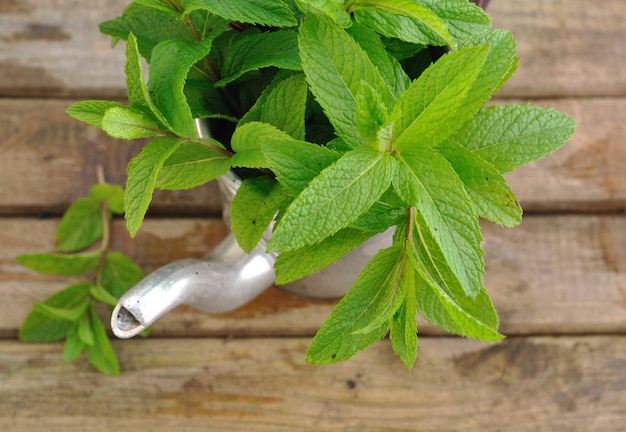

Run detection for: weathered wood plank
[[0, 99, 222, 216], [0, 0, 624, 98], [2, 215, 625, 338], [1, 97, 623, 214], [0, 336, 624, 431]]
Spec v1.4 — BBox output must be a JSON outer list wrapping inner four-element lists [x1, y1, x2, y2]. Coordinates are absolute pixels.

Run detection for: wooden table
[[1, 1, 625, 430]]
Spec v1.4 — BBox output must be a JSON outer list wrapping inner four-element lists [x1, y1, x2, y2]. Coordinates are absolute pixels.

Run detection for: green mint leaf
[[449, 104, 578, 173], [294, 0, 352, 27], [77, 312, 95, 346], [125, 33, 172, 130], [418, 0, 491, 44], [230, 176, 285, 253], [133, 0, 181, 18], [262, 138, 341, 196], [389, 45, 489, 152], [84, 307, 120, 376], [19, 282, 91, 342], [349, 201, 405, 234], [101, 106, 162, 139], [352, 0, 454, 47], [355, 81, 388, 149], [33, 300, 89, 322], [157, 142, 231, 190], [394, 148, 484, 298], [269, 146, 395, 252], [275, 228, 372, 284], [125, 137, 183, 237], [231, 122, 294, 169], [90, 184, 125, 215], [458, 29, 518, 117], [63, 324, 85, 363], [389, 281, 418, 369], [185, 0, 297, 27], [185, 78, 234, 121], [409, 209, 500, 332], [346, 23, 410, 100], [16, 252, 100, 276], [216, 30, 301, 86], [149, 38, 212, 137], [439, 142, 522, 227], [100, 4, 194, 61], [100, 251, 144, 298], [306, 245, 404, 364], [55, 196, 103, 253], [298, 13, 394, 147], [90, 284, 120, 307], [65, 100, 127, 129], [241, 72, 308, 140]]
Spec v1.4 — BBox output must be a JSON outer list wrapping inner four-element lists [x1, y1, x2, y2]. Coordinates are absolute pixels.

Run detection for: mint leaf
[[241, 72, 308, 140], [34, 301, 89, 322], [100, 251, 144, 298], [349, 201, 405, 234], [77, 312, 95, 346], [389, 45, 489, 152], [55, 196, 103, 253], [449, 104, 578, 173], [19, 282, 91, 342], [306, 245, 404, 364], [231, 122, 293, 169], [394, 148, 484, 297], [351, 0, 454, 47], [262, 138, 341, 195], [269, 146, 395, 251], [439, 142, 522, 227], [389, 281, 418, 369], [346, 23, 410, 99], [84, 307, 120, 376], [216, 31, 301, 86], [409, 209, 500, 332], [298, 14, 394, 147], [63, 325, 85, 363], [90, 184, 125, 215], [65, 100, 126, 129], [419, 0, 491, 44], [458, 29, 518, 117], [100, 4, 193, 61], [294, 0, 352, 27], [157, 142, 231, 190], [184, 0, 297, 27], [149, 38, 212, 137], [101, 106, 162, 139], [89, 284, 120, 307], [355, 81, 388, 149], [125, 137, 183, 237], [275, 228, 372, 284], [231, 176, 285, 253], [125, 33, 171, 130], [16, 252, 100, 276]]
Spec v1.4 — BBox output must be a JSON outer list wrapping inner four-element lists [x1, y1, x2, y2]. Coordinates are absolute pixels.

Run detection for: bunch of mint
[[58, 0, 576, 368]]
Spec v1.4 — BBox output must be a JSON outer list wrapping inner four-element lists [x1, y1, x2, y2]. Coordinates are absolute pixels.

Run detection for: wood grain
[[0, 336, 624, 431], [0, 99, 222, 216], [2, 215, 625, 338], [0, 0, 624, 98], [1, 97, 624, 215]]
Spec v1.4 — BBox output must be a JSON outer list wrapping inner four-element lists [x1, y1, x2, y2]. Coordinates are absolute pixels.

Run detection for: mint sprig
[[17, 182, 143, 375]]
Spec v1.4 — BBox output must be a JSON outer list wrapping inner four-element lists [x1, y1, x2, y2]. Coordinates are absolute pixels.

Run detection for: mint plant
[[59, 0, 576, 368], [17, 182, 143, 375]]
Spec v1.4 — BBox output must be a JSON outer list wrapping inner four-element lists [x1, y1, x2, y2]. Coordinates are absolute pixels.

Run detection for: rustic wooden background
[[1, 1, 625, 430]]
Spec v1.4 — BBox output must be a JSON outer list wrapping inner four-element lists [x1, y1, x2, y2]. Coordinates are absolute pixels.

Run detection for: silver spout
[[112, 233, 277, 338]]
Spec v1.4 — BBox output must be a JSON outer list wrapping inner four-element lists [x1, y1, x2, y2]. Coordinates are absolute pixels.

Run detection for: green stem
[[94, 166, 112, 287]]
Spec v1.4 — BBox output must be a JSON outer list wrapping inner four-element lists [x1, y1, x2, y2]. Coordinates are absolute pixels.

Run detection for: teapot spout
[[111, 233, 277, 339]]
